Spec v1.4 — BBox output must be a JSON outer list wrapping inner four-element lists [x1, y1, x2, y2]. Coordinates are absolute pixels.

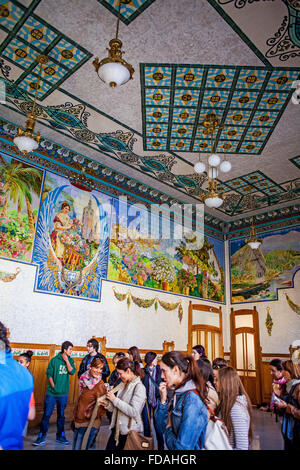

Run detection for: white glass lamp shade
[[247, 241, 261, 250], [204, 196, 224, 208], [13, 135, 39, 153], [208, 153, 221, 167], [194, 161, 206, 174], [208, 166, 218, 179], [220, 160, 232, 173], [97, 62, 131, 87]]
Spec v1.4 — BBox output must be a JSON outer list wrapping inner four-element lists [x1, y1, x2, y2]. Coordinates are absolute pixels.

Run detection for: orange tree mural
[[108, 201, 225, 302]]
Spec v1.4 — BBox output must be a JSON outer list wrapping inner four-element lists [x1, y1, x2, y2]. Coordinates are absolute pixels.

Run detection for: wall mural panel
[[32, 172, 111, 301], [108, 198, 225, 303], [0, 152, 43, 262], [230, 226, 300, 303]]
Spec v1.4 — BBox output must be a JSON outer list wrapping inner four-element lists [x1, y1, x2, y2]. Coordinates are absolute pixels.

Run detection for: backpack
[[187, 390, 232, 450], [203, 405, 232, 450]]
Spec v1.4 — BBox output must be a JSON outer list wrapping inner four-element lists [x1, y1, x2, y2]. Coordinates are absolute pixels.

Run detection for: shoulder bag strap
[[81, 382, 123, 450]]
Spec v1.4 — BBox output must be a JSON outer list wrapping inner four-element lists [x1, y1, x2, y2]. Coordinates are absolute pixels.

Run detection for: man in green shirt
[[33, 341, 76, 446]]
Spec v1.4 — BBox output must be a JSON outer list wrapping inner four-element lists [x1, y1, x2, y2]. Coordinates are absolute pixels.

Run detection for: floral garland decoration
[[285, 293, 300, 316], [265, 307, 273, 336], [112, 287, 183, 322], [0, 267, 21, 282]]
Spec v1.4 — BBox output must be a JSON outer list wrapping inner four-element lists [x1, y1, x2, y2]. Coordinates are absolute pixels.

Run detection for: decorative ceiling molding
[[207, 0, 300, 68]]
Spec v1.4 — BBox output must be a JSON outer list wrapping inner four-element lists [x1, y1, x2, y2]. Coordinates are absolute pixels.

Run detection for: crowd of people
[[0, 320, 299, 451]]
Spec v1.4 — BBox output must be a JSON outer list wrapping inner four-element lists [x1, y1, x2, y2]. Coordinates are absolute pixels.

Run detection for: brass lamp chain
[[115, 0, 122, 40], [31, 60, 43, 117]]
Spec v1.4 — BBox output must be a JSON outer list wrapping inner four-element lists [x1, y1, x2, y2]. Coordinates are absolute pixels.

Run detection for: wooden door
[[188, 302, 223, 362], [230, 307, 262, 405]]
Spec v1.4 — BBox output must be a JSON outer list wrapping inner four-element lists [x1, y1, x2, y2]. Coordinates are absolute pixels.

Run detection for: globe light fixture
[[201, 179, 225, 208], [220, 160, 232, 173], [208, 153, 221, 167], [13, 54, 48, 154], [194, 161, 206, 174], [198, 113, 226, 209], [93, 0, 134, 88], [208, 166, 218, 179], [246, 191, 262, 250]]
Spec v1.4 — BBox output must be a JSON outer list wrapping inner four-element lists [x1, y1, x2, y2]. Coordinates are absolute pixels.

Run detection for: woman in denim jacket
[[154, 351, 208, 450]]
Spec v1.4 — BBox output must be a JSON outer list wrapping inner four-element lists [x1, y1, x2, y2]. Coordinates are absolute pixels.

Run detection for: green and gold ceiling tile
[[198, 107, 225, 123], [17, 15, 57, 49], [201, 88, 230, 108], [17, 74, 52, 99], [146, 122, 168, 138], [174, 66, 204, 88], [2, 37, 40, 68], [31, 59, 68, 85], [230, 90, 259, 108], [225, 109, 252, 125], [258, 92, 287, 110], [171, 123, 193, 139], [145, 87, 171, 106], [235, 69, 268, 90], [145, 107, 169, 122], [290, 155, 300, 169], [144, 65, 172, 87], [192, 139, 211, 152], [172, 107, 197, 123], [97, 0, 156, 25], [243, 127, 270, 141], [169, 139, 191, 151], [146, 138, 166, 150], [215, 139, 239, 153], [173, 88, 200, 107], [251, 110, 278, 127], [205, 67, 235, 89], [242, 172, 264, 183], [267, 69, 300, 91], [235, 184, 257, 195], [0, 1, 24, 32], [218, 126, 245, 140], [238, 141, 262, 153], [48, 38, 87, 68]]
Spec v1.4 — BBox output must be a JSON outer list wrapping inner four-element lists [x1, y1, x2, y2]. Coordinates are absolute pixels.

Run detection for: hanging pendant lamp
[[13, 54, 48, 153], [93, 0, 134, 88]]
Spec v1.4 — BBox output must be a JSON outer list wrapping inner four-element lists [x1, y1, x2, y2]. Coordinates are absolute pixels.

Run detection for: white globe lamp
[[220, 160, 232, 173], [208, 153, 221, 167], [194, 161, 206, 174]]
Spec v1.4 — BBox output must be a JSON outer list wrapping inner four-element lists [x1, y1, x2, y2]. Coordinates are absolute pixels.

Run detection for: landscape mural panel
[[0, 153, 43, 262], [230, 226, 300, 303], [32, 172, 112, 300], [108, 197, 225, 302]]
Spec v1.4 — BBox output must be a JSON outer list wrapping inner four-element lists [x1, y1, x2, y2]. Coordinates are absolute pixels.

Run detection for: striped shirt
[[230, 395, 250, 450]]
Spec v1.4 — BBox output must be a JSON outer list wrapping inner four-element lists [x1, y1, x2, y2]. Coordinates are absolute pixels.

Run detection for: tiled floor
[[23, 407, 284, 451]]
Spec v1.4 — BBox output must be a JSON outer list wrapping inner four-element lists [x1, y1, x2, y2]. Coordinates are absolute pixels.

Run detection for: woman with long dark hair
[[104, 357, 146, 450], [154, 351, 208, 450], [142, 351, 164, 450], [191, 345, 207, 361], [214, 366, 253, 450]]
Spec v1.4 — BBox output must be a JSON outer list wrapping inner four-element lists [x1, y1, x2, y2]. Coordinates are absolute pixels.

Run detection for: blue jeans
[[72, 427, 98, 450], [40, 394, 68, 436]]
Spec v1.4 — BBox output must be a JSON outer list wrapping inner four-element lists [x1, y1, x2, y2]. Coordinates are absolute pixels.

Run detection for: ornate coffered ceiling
[[0, 0, 299, 221]]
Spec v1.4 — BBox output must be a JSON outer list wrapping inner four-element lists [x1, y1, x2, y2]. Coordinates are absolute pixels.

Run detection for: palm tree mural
[[0, 159, 42, 234], [0, 156, 43, 260]]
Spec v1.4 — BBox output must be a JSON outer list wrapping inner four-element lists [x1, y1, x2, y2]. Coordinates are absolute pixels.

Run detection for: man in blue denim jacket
[[154, 351, 208, 450]]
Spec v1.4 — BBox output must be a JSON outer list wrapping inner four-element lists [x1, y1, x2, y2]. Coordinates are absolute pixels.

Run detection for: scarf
[[148, 366, 157, 408]]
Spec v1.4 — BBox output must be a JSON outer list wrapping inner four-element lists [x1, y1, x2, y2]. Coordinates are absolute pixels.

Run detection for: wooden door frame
[[230, 306, 263, 404], [188, 301, 223, 358]]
